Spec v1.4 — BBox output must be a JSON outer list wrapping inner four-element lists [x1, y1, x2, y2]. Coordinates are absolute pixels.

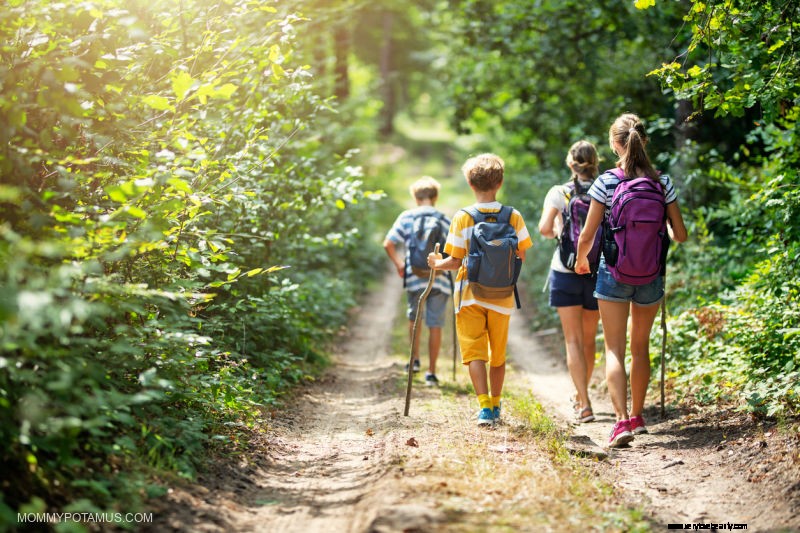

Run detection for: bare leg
[[557, 306, 591, 410], [629, 302, 660, 417], [468, 360, 488, 396], [489, 362, 505, 398], [408, 321, 419, 363], [599, 300, 631, 421], [428, 327, 442, 374], [582, 309, 600, 385]]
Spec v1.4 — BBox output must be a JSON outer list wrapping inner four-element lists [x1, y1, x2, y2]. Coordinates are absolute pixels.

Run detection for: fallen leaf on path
[[365, 428, 374, 436], [406, 437, 419, 447]]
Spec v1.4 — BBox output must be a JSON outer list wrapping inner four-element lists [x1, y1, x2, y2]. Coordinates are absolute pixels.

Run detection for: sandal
[[577, 406, 595, 423], [570, 394, 579, 410]]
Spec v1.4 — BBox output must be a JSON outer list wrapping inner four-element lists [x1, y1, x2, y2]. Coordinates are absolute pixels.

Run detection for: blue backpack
[[463, 206, 522, 308], [405, 210, 448, 283]]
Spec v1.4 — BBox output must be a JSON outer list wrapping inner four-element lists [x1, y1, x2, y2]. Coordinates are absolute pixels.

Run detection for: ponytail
[[609, 114, 657, 180], [566, 140, 599, 184]]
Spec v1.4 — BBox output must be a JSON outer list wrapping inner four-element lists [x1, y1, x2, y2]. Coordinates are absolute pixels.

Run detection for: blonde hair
[[609, 113, 657, 180], [409, 176, 441, 201], [461, 153, 504, 192], [565, 140, 599, 181]]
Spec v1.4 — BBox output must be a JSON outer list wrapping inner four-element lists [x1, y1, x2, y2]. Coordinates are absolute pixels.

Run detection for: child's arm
[[538, 206, 562, 239], [666, 201, 688, 243], [427, 253, 461, 271], [383, 238, 405, 278], [575, 199, 604, 275]]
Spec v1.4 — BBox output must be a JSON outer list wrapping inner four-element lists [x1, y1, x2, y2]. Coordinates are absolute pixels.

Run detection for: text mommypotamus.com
[[18, 512, 153, 524]]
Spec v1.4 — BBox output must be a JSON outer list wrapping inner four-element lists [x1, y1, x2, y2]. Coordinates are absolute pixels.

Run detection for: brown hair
[[461, 153, 504, 192], [565, 140, 599, 182], [608, 113, 657, 180], [409, 176, 441, 201]]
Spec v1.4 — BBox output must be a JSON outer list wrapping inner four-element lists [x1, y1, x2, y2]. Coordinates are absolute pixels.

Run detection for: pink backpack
[[602, 168, 669, 285]]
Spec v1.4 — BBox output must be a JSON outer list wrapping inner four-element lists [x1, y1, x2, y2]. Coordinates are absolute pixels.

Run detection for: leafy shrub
[[0, 0, 382, 525]]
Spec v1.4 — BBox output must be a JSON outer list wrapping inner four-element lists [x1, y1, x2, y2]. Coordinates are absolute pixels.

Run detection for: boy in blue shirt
[[384, 176, 452, 386]]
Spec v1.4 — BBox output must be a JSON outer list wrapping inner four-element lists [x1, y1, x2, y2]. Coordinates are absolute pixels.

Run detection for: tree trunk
[[379, 12, 395, 137], [334, 24, 349, 101]]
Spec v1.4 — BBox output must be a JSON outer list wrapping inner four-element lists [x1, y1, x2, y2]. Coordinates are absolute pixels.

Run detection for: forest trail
[[507, 307, 800, 531], [149, 267, 800, 532]]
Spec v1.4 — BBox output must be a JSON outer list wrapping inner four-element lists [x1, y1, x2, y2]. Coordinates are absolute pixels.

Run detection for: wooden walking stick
[[660, 288, 667, 419], [452, 300, 458, 382], [404, 243, 439, 416]]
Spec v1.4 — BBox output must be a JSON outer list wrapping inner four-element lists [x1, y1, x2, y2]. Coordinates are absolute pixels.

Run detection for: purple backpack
[[602, 168, 668, 285], [558, 181, 602, 273]]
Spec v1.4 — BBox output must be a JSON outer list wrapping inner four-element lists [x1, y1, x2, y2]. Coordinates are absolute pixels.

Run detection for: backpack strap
[[608, 167, 625, 180], [496, 205, 513, 225], [462, 206, 483, 223], [463, 205, 513, 224]]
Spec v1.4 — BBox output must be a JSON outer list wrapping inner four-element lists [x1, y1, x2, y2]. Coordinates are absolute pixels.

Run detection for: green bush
[[0, 0, 382, 524]]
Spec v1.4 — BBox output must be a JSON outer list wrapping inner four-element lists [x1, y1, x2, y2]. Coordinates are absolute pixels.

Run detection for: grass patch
[[386, 291, 651, 532]]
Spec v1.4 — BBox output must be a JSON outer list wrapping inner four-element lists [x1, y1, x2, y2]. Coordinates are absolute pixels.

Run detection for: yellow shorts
[[456, 304, 510, 367]]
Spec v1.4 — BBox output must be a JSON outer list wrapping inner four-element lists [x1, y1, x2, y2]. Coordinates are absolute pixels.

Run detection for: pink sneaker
[[629, 415, 648, 435], [608, 419, 634, 448]]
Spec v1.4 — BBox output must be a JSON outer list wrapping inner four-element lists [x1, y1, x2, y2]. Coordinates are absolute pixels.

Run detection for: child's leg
[[629, 301, 660, 417], [456, 306, 491, 407], [582, 309, 600, 386], [407, 321, 419, 361], [467, 360, 489, 396], [424, 291, 448, 375], [598, 299, 631, 421], [406, 290, 422, 362], [486, 309, 510, 405], [428, 327, 441, 374], [557, 305, 590, 409]]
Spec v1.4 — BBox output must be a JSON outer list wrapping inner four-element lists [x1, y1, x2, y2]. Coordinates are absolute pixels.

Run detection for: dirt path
[[507, 308, 800, 531], [148, 269, 444, 532], [149, 271, 800, 532]]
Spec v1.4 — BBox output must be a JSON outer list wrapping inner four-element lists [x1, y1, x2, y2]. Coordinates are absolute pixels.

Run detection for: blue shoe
[[477, 407, 495, 426], [493, 404, 501, 422]]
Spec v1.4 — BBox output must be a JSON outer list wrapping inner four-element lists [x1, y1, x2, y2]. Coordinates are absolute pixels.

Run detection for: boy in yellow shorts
[[428, 153, 533, 426]]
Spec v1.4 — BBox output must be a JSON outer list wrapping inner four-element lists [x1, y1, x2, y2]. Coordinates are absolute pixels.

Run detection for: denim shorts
[[548, 270, 598, 310], [593, 259, 664, 306], [407, 289, 449, 327]]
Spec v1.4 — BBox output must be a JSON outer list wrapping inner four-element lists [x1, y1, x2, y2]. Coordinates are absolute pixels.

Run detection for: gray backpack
[[463, 206, 521, 308]]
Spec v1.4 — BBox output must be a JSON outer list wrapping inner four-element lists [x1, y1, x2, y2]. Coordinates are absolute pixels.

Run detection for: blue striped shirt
[[588, 169, 678, 209], [385, 206, 453, 294]]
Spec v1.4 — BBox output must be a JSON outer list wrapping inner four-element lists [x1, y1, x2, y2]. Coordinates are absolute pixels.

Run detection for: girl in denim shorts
[[575, 114, 688, 448]]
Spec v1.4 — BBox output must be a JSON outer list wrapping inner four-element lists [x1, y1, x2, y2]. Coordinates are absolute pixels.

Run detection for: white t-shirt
[[542, 179, 594, 273]]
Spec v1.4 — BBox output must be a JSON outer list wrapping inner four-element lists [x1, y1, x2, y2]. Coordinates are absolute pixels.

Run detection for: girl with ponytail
[[575, 114, 688, 448]]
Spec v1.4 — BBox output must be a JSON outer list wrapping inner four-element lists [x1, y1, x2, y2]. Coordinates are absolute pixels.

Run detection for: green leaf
[[271, 63, 286, 79], [126, 206, 147, 219], [687, 65, 703, 78], [142, 95, 174, 112], [105, 186, 127, 203], [167, 178, 193, 194], [172, 71, 195, 101], [212, 83, 238, 99]]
